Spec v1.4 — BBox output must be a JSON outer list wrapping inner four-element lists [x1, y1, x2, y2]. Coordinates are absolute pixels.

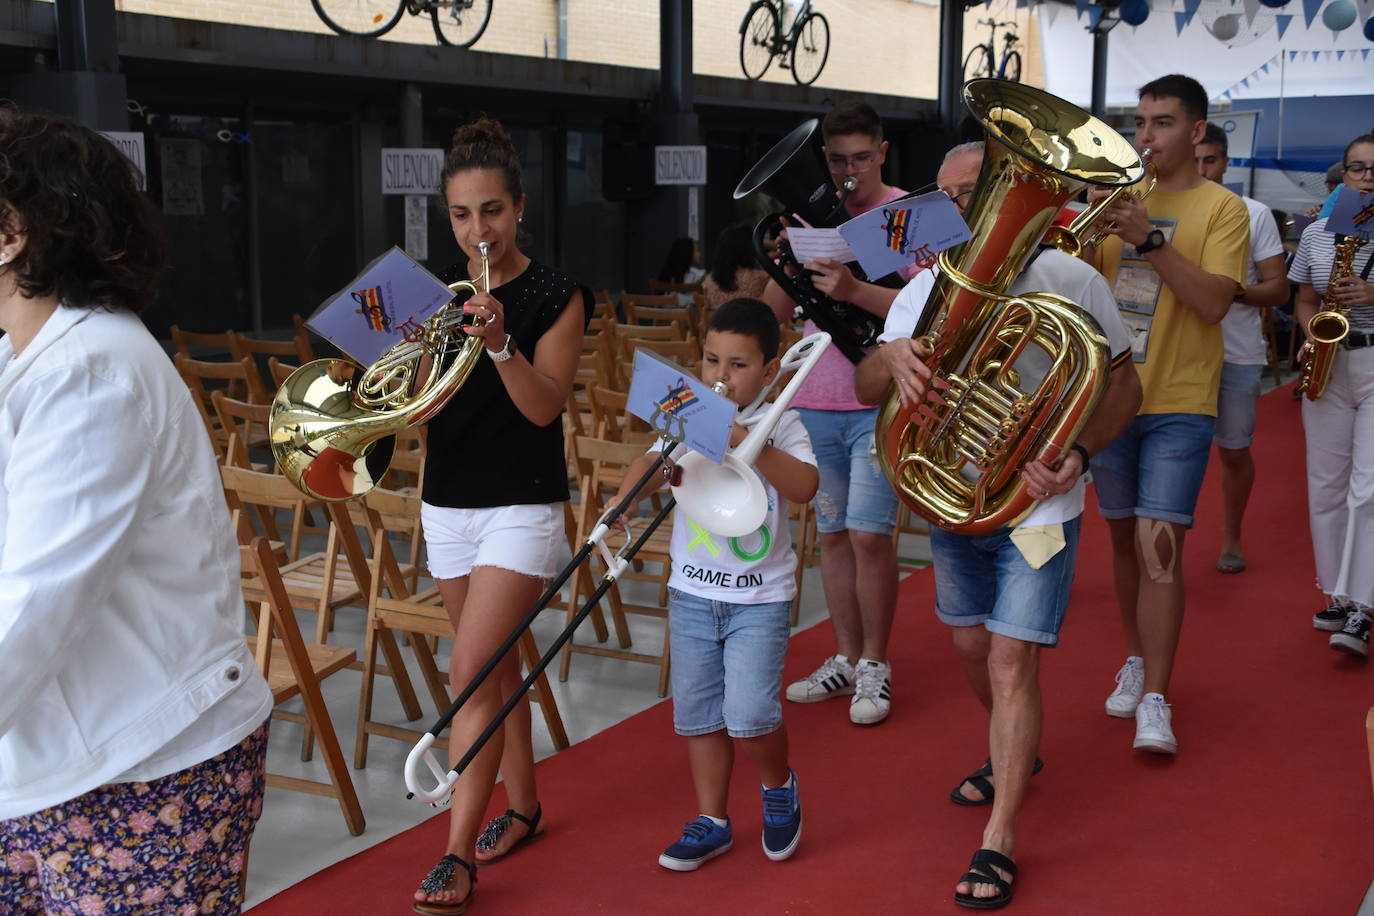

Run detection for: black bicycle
[[963, 18, 1021, 83], [739, 0, 830, 87], [312, 0, 492, 48]]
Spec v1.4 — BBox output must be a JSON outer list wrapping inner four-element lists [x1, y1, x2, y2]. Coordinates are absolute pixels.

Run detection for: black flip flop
[[954, 848, 1017, 910], [950, 756, 1044, 807], [474, 804, 546, 865]]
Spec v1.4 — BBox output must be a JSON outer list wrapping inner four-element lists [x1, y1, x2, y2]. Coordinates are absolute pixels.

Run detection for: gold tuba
[[875, 80, 1144, 535], [270, 243, 491, 501], [1296, 234, 1366, 401]]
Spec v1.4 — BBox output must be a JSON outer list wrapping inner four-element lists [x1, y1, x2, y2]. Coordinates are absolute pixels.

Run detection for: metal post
[[1091, 28, 1109, 119], [938, 1, 967, 133]]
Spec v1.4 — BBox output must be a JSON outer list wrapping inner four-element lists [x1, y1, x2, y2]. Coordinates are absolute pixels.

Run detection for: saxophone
[[1297, 235, 1366, 401], [874, 79, 1145, 535]]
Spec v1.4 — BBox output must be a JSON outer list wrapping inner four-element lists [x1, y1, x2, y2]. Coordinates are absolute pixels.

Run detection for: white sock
[[701, 814, 728, 828], [856, 657, 887, 669], [1126, 655, 1143, 666], [1142, 692, 1165, 703]]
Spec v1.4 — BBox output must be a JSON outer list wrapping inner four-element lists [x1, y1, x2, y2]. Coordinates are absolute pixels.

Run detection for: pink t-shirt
[[792, 185, 919, 411]]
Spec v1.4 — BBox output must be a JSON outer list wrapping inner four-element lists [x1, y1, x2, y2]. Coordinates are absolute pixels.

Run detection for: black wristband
[[1070, 443, 1090, 467]]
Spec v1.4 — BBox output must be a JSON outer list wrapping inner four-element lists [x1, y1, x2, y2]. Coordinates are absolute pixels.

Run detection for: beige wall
[[47, 1, 1042, 99]]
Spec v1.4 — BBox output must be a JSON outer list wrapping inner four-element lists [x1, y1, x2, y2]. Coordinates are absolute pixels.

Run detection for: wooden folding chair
[[268, 357, 300, 388], [615, 336, 701, 377], [241, 536, 365, 835], [353, 488, 571, 768], [221, 466, 425, 744], [171, 325, 237, 360], [562, 435, 673, 696], [212, 391, 272, 471], [649, 280, 704, 297], [231, 330, 316, 394], [176, 355, 271, 455]]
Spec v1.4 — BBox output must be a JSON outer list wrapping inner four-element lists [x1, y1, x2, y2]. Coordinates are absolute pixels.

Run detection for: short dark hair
[[0, 110, 164, 312], [822, 101, 882, 144], [1138, 74, 1208, 124], [707, 297, 780, 360], [1201, 122, 1228, 158]]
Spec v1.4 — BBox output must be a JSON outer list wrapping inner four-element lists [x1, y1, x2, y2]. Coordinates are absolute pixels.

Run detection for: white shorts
[[420, 502, 563, 580]]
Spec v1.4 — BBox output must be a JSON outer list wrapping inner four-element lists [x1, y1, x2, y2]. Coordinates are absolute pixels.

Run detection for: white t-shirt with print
[[879, 248, 1133, 528], [1220, 195, 1286, 366], [655, 410, 816, 604]]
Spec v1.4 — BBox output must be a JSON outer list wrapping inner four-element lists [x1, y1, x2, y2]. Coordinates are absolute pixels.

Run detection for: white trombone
[[671, 331, 830, 537], [402, 331, 830, 805]]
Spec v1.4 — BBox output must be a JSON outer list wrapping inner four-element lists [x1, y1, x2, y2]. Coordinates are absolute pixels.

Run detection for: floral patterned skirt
[[0, 721, 269, 915]]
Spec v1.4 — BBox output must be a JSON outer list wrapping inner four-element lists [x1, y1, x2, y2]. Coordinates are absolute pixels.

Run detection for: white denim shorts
[[420, 502, 563, 580]]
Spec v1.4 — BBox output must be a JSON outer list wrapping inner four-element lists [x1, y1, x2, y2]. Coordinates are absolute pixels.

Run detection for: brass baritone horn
[[876, 80, 1144, 535], [1044, 150, 1157, 257], [1297, 234, 1366, 400], [270, 243, 491, 501]]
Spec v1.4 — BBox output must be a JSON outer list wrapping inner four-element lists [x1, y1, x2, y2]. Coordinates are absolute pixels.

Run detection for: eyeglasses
[[941, 188, 975, 208], [1344, 162, 1372, 177], [826, 152, 878, 173]]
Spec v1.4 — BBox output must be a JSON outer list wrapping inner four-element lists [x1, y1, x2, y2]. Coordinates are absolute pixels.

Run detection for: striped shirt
[[1288, 218, 1374, 331]]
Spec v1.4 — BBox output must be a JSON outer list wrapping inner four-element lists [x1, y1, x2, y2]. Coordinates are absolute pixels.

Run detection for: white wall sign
[[381, 148, 443, 195], [1219, 110, 1260, 161], [102, 131, 146, 191], [655, 145, 707, 186]]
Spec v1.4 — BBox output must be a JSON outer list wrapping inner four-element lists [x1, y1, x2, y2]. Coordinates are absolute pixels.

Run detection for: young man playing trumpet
[[854, 142, 1142, 908]]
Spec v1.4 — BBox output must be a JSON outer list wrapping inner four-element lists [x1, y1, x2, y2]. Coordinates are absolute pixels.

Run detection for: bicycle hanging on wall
[[738, 0, 830, 87], [963, 17, 1021, 82], [311, 0, 492, 48]]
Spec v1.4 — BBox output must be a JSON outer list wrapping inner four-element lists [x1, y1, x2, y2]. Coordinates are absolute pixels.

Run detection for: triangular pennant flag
[[1087, 6, 1106, 28], [1243, 0, 1261, 25], [1276, 13, 1293, 38], [1302, 0, 1322, 28], [1364, 49, 1371, 61], [1261, 62, 1270, 73], [1241, 77, 1250, 87], [1288, 47, 1298, 59], [1175, 10, 1190, 33], [1182, 0, 1203, 25], [1076, 0, 1091, 18], [1337, 50, 1345, 60], [1043, 2, 1061, 25]]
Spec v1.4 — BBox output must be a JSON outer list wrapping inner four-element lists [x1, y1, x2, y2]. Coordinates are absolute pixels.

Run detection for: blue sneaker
[[761, 770, 802, 861], [658, 816, 733, 871]]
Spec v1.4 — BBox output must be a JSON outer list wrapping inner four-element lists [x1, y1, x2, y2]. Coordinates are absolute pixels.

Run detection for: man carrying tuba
[[854, 141, 1142, 909]]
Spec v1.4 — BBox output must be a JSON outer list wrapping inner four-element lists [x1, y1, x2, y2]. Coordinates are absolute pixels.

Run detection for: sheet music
[[786, 227, 857, 265]]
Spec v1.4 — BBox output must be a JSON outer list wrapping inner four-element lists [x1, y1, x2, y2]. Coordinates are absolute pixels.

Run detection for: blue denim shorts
[[668, 588, 791, 738], [928, 516, 1081, 646], [1214, 362, 1263, 449], [1090, 413, 1216, 528], [794, 407, 898, 536]]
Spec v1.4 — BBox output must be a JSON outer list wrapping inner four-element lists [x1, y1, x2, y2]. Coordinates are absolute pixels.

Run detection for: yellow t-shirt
[[1096, 181, 1250, 416]]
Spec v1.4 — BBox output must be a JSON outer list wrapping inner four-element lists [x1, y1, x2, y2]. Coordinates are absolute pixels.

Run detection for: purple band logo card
[[626, 348, 735, 463], [1326, 187, 1373, 241], [306, 246, 455, 366], [837, 189, 972, 280]]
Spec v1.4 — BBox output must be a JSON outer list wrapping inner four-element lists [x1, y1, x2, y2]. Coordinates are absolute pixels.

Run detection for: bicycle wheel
[[739, 1, 777, 81], [790, 12, 829, 86], [1000, 50, 1022, 83], [432, 0, 493, 48], [962, 44, 993, 81], [312, 0, 405, 37]]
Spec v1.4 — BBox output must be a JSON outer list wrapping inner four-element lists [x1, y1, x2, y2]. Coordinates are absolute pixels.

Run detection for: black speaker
[[602, 118, 655, 201]]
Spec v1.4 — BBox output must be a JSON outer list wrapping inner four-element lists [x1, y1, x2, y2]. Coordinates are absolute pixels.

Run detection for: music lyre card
[[837, 189, 972, 280], [1326, 187, 1373, 241], [626, 349, 736, 463], [306, 247, 455, 366]]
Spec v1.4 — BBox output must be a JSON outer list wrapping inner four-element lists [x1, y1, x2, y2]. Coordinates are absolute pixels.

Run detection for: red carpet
[[252, 383, 1372, 915]]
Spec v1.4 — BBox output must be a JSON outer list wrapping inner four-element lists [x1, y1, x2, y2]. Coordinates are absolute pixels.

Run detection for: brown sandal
[[413, 854, 476, 915]]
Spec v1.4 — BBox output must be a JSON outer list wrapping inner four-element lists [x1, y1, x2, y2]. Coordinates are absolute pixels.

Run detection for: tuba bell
[[270, 244, 491, 501], [875, 80, 1144, 535]]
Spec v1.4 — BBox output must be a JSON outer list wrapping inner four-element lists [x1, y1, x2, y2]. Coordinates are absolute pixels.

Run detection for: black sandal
[[474, 803, 546, 865], [413, 854, 476, 915], [954, 848, 1017, 910], [950, 757, 1044, 807]]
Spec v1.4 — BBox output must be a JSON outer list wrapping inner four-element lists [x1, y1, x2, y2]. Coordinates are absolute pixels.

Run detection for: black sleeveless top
[[421, 259, 592, 509]]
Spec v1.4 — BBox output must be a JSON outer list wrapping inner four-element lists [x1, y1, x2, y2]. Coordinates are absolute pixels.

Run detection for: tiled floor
[[243, 524, 932, 908]]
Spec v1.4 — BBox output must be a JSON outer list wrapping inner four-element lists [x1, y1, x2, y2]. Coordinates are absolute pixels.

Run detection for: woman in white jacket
[[0, 111, 272, 913]]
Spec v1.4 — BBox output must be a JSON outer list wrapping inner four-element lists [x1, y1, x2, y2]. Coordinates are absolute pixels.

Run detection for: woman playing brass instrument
[[1291, 132, 1374, 654], [413, 117, 592, 915]]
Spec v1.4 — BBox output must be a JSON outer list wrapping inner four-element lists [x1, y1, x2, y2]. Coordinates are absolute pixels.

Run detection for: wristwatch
[[486, 333, 514, 363], [1135, 229, 1166, 255]]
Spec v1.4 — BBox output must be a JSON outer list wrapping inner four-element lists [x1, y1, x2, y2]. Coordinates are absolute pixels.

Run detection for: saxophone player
[[1291, 132, 1374, 654], [854, 142, 1141, 909]]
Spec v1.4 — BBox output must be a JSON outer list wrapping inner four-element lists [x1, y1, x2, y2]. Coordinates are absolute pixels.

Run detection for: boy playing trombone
[[610, 298, 818, 870]]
